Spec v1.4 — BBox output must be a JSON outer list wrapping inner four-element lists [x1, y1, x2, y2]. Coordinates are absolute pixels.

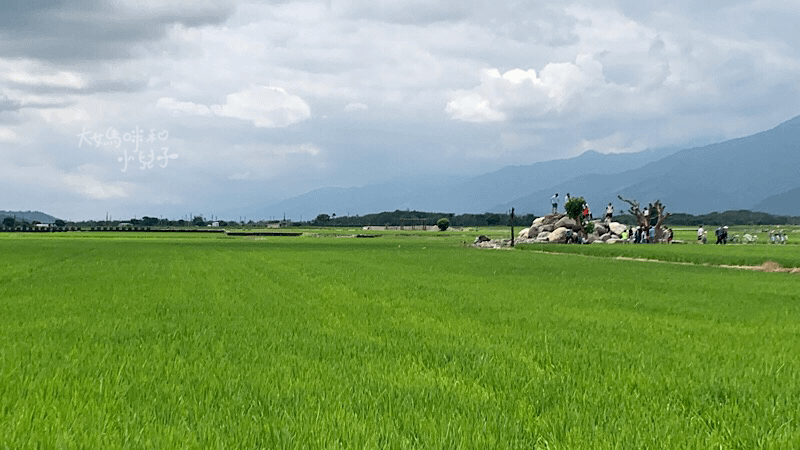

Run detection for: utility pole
[[510, 207, 515, 247]]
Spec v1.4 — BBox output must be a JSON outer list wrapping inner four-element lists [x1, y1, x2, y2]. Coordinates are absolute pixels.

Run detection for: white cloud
[[62, 173, 130, 199], [158, 86, 311, 128], [8, 71, 85, 89], [156, 97, 212, 116], [211, 86, 311, 127], [0, 128, 17, 142], [446, 54, 607, 122], [38, 106, 94, 125], [445, 91, 505, 123], [0, 59, 86, 89], [1, 89, 66, 108]]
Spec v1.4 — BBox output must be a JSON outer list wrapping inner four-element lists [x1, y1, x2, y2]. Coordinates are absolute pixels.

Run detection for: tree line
[[7, 209, 799, 230], [314, 209, 800, 228], [311, 210, 537, 227]]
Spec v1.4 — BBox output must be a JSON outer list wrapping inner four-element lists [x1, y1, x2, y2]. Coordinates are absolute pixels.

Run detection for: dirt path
[[612, 256, 800, 274]]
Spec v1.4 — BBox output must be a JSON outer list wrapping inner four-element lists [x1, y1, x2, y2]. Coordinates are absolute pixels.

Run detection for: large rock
[[532, 217, 545, 226], [594, 224, 609, 236], [541, 224, 555, 232], [548, 227, 568, 243], [609, 222, 627, 236], [542, 214, 563, 226], [554, 216, 580, 230], [518, 228, 530, 239]]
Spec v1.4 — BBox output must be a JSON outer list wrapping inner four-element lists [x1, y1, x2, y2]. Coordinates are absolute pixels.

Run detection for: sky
[[2, 0, 800, 221]]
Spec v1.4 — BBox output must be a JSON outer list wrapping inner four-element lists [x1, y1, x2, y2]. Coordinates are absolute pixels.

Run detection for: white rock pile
[[473, 213, 629, 248]]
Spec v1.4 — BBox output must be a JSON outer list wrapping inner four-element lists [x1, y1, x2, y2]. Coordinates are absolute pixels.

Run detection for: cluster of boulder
[[517, 213, 628, 243], [473, 213, 630, 248]]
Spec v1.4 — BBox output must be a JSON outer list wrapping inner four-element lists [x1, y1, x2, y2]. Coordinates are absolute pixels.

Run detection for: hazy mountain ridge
[[0, 211, 59, 223], [258, 147, 677, 219], [251, 115, 800, 219], [752, 187, 800, 215]]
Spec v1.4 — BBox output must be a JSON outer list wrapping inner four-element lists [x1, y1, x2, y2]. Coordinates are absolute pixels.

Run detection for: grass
[[1, 232, 799, 448], [517, 241, 800, 268]]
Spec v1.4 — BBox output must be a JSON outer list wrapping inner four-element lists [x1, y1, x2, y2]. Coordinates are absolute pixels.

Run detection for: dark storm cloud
[[0, 0, 235, 61]]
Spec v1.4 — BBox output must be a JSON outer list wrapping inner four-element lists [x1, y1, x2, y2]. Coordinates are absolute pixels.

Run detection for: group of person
[[550, 193, 615, 224], [696, 225, 728, 244], [624, 226, 673, 244], [550, 192, 677, 243]]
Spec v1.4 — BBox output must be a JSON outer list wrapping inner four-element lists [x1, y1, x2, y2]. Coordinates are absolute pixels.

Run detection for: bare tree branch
[[618, 196, 672, 241]]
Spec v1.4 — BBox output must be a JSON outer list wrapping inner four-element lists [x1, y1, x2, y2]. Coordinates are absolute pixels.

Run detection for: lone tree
[[314, 214, 330, 226], [618, 196, 672, 241], [565, 196, 589, 235], [436, 217, 450, 231]]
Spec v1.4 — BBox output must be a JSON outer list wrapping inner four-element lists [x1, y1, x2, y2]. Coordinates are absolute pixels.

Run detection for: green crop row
[[1, 233, 799, 448], [517, 241, 800, 268]]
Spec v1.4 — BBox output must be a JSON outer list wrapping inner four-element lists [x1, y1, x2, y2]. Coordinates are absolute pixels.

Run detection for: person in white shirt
[[550, 193, 559, 214]]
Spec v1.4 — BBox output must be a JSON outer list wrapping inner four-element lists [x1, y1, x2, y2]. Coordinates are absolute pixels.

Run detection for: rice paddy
[[1, 230, 799, 448]]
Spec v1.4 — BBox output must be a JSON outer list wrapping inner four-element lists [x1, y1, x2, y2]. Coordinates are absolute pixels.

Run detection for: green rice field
[[1, 230, 799, 448]]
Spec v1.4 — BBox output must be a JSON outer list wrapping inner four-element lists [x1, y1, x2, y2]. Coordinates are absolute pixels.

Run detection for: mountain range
[[0, 210, 59, 224], [253, 115, 800, 219]]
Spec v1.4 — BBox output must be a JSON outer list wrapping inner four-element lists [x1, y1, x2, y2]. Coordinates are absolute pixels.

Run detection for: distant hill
[[494, 115, 800, 216], [431, 148, 674, 213], [752, 187, 800, 216], [257, 147, 674, 220], [249, 115, 800, 219], [0, 210, 59, 223], [252, 175, 469, 220]]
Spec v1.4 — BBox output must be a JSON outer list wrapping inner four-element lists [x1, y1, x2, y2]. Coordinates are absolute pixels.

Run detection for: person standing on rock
[[551, 193, 559, 214], [605, 203, 613, 223]]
